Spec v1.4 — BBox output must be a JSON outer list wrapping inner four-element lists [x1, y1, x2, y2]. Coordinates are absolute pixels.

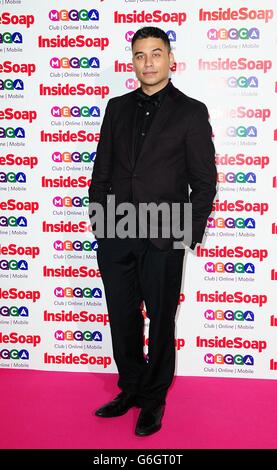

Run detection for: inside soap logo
[[199, 8, 273, 23], [114, 10, 187, 26], [0, 13, 34, 28]]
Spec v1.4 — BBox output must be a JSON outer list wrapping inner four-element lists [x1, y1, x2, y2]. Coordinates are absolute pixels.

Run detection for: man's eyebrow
[[134, 48, 163, 56]]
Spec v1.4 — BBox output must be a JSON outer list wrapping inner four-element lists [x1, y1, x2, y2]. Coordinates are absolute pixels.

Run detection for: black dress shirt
[[133, 79, 171, 163]]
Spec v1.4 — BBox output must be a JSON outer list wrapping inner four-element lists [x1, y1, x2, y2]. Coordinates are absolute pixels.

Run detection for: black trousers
[[96, 237, 185, 408]]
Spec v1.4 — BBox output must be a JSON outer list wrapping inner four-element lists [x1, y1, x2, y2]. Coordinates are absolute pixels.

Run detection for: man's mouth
[[143, 71, 157, 75]]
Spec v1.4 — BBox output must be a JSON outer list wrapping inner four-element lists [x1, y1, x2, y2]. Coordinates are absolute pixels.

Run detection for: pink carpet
[[1, 369, 276, 449]]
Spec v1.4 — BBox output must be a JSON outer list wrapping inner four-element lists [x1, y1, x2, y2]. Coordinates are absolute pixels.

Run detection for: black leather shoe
[[135, 405, 165, 436], [95, 392, 137, 418]]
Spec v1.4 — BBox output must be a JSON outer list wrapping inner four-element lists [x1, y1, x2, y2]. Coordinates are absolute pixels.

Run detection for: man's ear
[[169, 51, 175, 67]]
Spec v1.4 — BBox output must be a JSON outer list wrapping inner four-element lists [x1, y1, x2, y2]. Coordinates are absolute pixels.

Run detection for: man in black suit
[[88, 27, 217, 436]]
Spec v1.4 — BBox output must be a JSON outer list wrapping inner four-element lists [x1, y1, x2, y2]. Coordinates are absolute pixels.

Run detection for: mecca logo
[[54, 330, 102, 342], [53, 240, 97, 252], [0, 61, 36, 76], [226, 76, 258, 88], [48, 9, 99, 21], [204, 353, 254, 366], [226, 126, 257, 137], [198, 58, 271, 73], [50, 57, 100, 69], [167, 30, 176, 42], [0, 32, 23, 44], [204, 261, 255, 274], [0, 127, 25, 138], [125, 79, 137, 91], [199, 8, 273, 23], [207, 27, 260, 40], [0, 79, 24, 91], [0, 13, 35, 28], [0, 108, 37, 123], [217, 171, 256, 184], [51, 106, 100, 118], [0, 305, 29, 317], [114, 10, 187, 26], [125, 30, 135, 42], [0, 348, 29, 360], [51, 151, 95, 163], [204, 308, 254, 322], [215, 153, 269, 169], [0, 154, 38, 169], [207, 216, 256, 230], [0, 259, 29, 271], [125, 29, 176, 43], [52, 196, 89, 208], [54, 287, 102, 299], [212, 200, 268, 215], [0, 216, 27, 227], [0, 171, 26, 183]]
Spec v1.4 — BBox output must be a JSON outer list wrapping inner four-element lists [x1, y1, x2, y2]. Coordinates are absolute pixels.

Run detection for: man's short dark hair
[[131, 27, 171, 51]]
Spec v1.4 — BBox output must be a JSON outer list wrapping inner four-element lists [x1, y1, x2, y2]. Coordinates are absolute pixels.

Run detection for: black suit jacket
[[88, 81, 217, 249]]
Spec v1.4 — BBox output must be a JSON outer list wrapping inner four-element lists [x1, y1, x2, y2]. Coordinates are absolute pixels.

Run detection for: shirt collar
[[135, 78, 171, 108]]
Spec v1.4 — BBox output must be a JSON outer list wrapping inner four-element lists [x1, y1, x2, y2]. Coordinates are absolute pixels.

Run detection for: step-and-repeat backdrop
[[0, 0, 276, 379]]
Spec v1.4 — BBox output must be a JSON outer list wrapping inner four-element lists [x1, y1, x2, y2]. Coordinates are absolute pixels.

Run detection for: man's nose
[[144, 56, 154, 67]]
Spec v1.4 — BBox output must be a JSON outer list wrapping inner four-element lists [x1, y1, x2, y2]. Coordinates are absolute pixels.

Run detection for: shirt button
[[141, 132, 145, 136], [146, 111, 150, 116]]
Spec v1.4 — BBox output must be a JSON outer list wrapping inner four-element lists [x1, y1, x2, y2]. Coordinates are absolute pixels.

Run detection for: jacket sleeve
[[185, 103, 217, 243], [88, 99, 113, 205]]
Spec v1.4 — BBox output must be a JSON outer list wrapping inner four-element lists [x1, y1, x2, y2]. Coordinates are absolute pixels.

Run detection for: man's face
[[132, 37, 174, 88]]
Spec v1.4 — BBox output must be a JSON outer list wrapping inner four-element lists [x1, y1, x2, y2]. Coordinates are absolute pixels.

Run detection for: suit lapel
[[121, 94, 137, 169]]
